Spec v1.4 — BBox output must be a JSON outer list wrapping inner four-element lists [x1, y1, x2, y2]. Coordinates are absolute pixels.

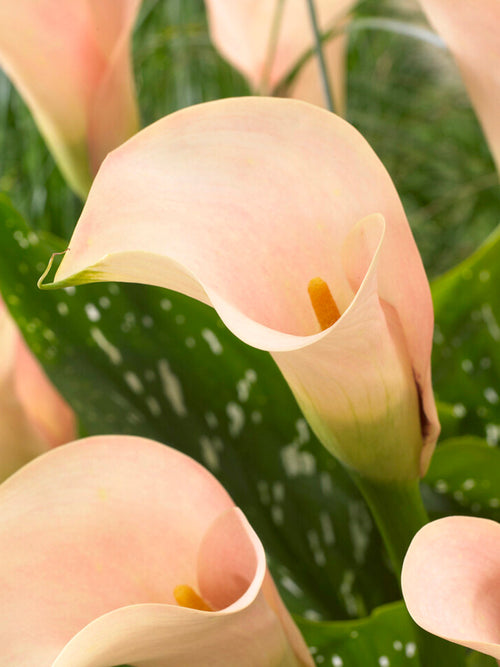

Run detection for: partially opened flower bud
[[0, 0, 141, 197]]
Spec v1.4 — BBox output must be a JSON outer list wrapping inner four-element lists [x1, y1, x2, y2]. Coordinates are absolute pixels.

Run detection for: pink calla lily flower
[[402, 516, 500, 661], [44, 97, 439, 482], [418, 0, 500, 173], [0, 0, 141, 197], [0, 434, 313, 666], [205, 0, 355, 113], [0, 298, 75, 481]]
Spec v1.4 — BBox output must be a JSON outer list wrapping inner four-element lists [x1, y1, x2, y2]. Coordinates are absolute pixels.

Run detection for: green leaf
[[432, 226, 500, 444], [298, 602, 419, 666], [0, 195, 399, 620], [423, 436, 500, 521]]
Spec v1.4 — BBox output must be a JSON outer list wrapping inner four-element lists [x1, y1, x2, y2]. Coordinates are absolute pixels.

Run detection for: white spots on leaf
[[339, 569, 359, 617], [160, 298, 172, 311], [484, 387, 499, 404], [205, 411, 218, 430], [434, 479, 449, 493], [236, 369, 258, 402], [349, 501, 372, 564], [272, 481, 285, 503], [320, 472, 334, 496], [251, 410, 262, 424], [307, 529, 326, 567], [280, 575, 303, 598], [13, 230, 29, 248], [202, 328, 223, 355], [185, 336, 196, 348], [199, 435, 223, 472], [405, 642, 416, 658], [461, 359, 473, 374], [144, 369, 156, 382], [378, 656, 390, 666], [433, 326, 444, 345], [57, 302, 69, 316], [108, 283, 120, 295], [488, 498, 500, 508], [121, 312, 136, 333], [350, 630, 359, 639], [85, 303, 100, 322], [226, 401, 245, 437], [145, 396, 162, 417], [480, 357, 492, 370], [304, 609, 322, 621], [281, 419, 315, 478], [64, 286, 76, 296], [319, 511, 336, 545], [393, 641, 402, 651], [257, 480, 271, 505], [90, 328, 122, 365], [271, 505, 284, 525], [142, 315, 154, 328], [479, 270, 491, 282], [486, 423, 500, 446], [124, 371, 144, 395], [175, 314, 185, 325], [331, 655, 343, 667], [452, 403, 467, 418], [481, 304, 500, 341], [158, 359, 187, 417], [462, 478, 476, 491]]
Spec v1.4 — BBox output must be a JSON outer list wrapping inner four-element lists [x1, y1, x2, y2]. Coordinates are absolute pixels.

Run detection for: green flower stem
[[305, 0, 335, 112], [350, 473, 467, 667]]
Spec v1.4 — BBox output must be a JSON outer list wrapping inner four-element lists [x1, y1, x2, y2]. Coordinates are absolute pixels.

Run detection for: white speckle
[[108, 284, 120, 295], [205, 411, 218, 429], [296, 418, 310, 444], [319, 511, 336, 545], [303, 610, 321, 622], [185, 337, 196, 348], [281, 443, 316, 477], [309, 647, 318, 655], [175, 314, 185, 325], [433, 326, 444, 344], [43, 329, 55, 341], [202, 328, 223, 355], [158, 359, 187, 417], [280, 575, 303, 598], [435, 479, 449, 493], [479, 270, 491, 282], [226, 401, 245, 437], [489, 498, 500, 508], [199, 435, 221, 471], [316, 655, 325, 663], [405, 643, 416, 658], [99, 296, 111, 309], [307, 529, 326, 567], [350, 630, 359, 639], [462, 479, 476, 491], [124, 371, 144, 395], [482, 304, 500, 341], [486, 423, 500, 446], [27, 231, 39, 245], [461, 359, 474, 374], [453, 403, 467, 418], [272, 481, 285, 502], [393, 640, 402, 651], [145, 396, 161, 417], [331, 656, 343, 667], [349, 501, 372, 564], [160, 298, 172, 311], [257, 480, 271, 505], [453, 490, 464, 502], [480, 357, 492, 369], [144, 369, 156, 382], [236, 369, 258, 402], [471, 502, 481, 513], [90, 328, 122, 365], [142, 315, 154, 328], [84, 303, 101, 322], [64, 286, 76, 296], [271, 505, 284, 525], [13, 230, 28, 248], [320, 472, 333, 496], [121, 312, 136, 333], [378, 657, 389, 667], [484, 387, 499, 404], [57, 302, 69, 316], [251, 410, 262, 424]]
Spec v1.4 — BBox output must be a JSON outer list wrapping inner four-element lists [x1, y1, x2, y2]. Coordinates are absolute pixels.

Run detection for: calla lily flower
[[0, 298, 75, 481], [0, 434, 313, 666], [418, 0, 500, 173], [205, 0, 355, 113], [43, 97, 439, 482], [0, 0, 141, 197], [402, 516, 500, 661]]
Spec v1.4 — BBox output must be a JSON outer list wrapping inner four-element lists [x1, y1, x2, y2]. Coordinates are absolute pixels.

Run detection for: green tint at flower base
[[42, 97, 439, 483]]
